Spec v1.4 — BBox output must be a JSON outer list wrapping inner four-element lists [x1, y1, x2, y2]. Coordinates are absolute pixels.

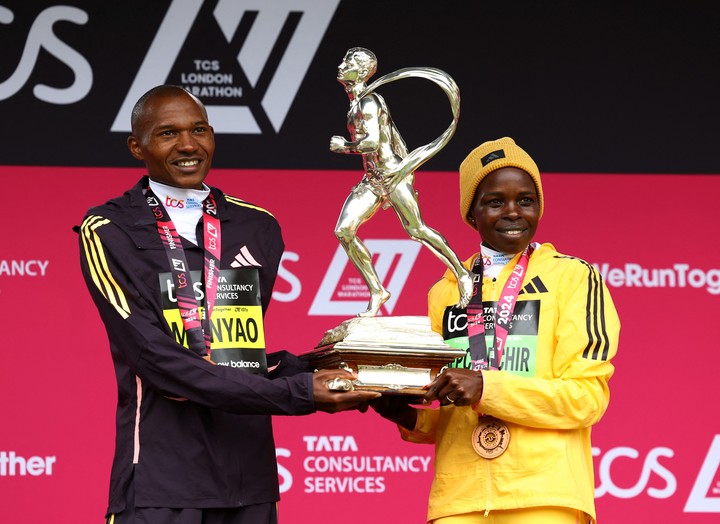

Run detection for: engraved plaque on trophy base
[[301, 316, 466, 396]]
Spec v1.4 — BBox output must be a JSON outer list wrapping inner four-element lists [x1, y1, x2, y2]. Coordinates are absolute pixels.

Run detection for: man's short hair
[[130, 85, 205, 135]]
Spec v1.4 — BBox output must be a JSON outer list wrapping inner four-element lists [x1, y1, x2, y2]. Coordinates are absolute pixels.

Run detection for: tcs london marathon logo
[[309, 240, 422, 316], [0, 0, 341, 134], [685, 435, 720, 513]]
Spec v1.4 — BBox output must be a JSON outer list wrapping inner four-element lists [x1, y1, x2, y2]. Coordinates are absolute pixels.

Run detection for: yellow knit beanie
[[459, 137, 543, 228]]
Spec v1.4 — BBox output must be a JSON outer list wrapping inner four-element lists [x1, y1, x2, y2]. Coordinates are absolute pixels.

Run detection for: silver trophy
[[302, 49, 470, 394], [330, 47, 473, 317]]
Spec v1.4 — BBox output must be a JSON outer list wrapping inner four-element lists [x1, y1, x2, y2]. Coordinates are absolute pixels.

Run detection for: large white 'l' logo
[[111, 0, 340, 134], [308, 239, 422, 317], [685, 434, 720, 512]]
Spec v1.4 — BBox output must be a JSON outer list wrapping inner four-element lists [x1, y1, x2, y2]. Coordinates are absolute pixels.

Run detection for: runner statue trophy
[[330, 47, 472, 317], [303, 48, 471, 395]]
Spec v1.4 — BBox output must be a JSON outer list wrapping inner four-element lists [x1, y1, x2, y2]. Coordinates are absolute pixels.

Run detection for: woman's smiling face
[[470, 167, 540, 253]]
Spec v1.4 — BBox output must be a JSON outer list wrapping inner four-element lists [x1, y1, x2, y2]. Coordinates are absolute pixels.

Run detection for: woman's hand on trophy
[[424, 368, 484, 408], [312, 369, 380, 413]]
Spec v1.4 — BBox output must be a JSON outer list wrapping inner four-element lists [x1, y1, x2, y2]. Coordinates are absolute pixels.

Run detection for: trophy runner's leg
[[334, 182, 391, 317], [391, 178, 474, 308]]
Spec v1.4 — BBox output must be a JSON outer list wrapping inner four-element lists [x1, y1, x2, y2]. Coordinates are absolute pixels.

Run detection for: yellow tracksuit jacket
[[400, 243, 620, 523]]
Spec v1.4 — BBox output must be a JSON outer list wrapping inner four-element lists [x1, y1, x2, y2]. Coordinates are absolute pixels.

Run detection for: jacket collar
[[120, 176, 230, 249]]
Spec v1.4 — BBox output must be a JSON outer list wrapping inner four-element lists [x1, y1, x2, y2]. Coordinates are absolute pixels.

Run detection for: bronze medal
[[471, 418, 510, 459]]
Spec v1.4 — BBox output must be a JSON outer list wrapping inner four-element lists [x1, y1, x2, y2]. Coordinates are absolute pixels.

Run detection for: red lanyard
[[145, 186, 222, 357], [466, 245, 532, 371]]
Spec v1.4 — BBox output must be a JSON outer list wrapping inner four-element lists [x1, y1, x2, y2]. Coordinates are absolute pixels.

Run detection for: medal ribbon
[[145, 186, 221, 357], [466, 245, 533, 371]]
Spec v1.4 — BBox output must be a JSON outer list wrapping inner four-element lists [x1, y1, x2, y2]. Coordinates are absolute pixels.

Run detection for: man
[[78, 85, 379, 524], [330, 47, 473, 316]]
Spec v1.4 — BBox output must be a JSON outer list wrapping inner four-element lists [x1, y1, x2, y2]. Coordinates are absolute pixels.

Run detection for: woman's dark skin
[[372, 167, 540, 426]]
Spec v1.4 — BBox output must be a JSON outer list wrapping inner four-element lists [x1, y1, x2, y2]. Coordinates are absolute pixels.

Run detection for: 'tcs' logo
[[165, 196, 185, 208], [0, 5, 92, 104]]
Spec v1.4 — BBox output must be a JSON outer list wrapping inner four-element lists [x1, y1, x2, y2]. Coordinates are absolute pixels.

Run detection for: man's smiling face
[[127, 91, 215, 189]]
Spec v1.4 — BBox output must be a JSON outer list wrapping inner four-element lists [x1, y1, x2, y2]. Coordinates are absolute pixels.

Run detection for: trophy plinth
[[302, 316, 465, 396]]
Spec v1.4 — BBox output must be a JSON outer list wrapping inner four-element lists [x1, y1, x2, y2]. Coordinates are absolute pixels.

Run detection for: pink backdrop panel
[[1, 166, 718, 523]]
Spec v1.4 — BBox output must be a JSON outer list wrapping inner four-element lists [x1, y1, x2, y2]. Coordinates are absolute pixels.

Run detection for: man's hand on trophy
[[329, 135, 346, 153], [312, 369, 380, 413], [369, 396, 418, 431]]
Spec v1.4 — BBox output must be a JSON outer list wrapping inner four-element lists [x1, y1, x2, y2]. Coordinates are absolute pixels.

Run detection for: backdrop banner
[[2, 1, 719, 522], [1, 166, 718, 523], [1, 0, 718, 174]]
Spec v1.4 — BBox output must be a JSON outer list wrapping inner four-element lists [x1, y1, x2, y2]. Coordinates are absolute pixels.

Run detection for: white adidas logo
[[231, 246, 261, 268]]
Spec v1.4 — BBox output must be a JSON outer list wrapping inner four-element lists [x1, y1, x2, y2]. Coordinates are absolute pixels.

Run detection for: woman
[[373, 137, 620, 524]]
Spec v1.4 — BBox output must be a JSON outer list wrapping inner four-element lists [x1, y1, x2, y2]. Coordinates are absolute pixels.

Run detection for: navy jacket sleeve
[[79, 211, 315, 416]]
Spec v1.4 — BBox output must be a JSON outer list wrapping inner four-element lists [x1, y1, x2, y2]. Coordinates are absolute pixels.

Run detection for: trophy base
[[302, 316, 466, 395]]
